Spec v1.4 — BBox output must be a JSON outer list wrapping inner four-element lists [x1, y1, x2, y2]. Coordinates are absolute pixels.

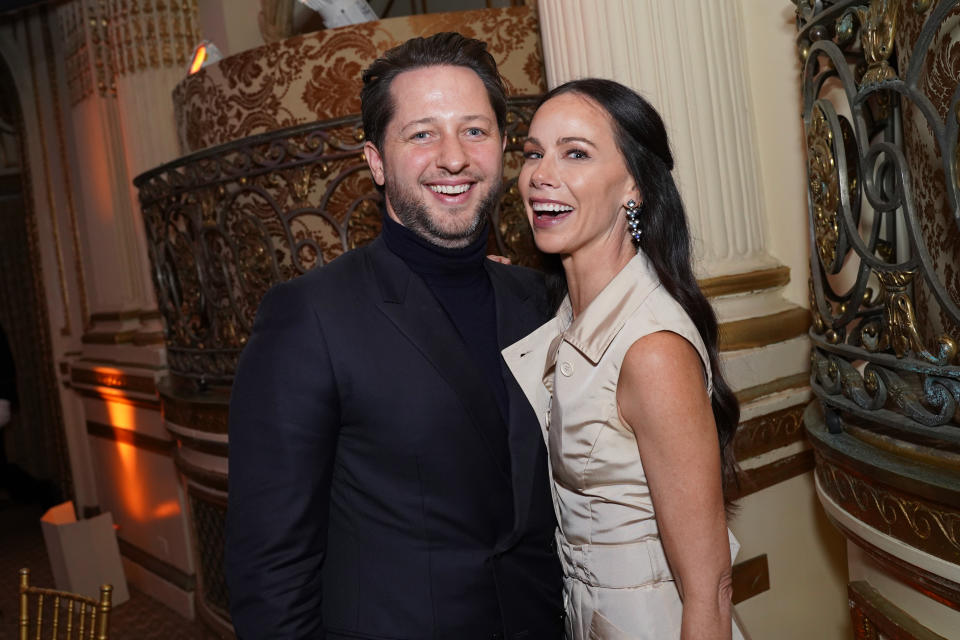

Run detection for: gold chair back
[[18, 568, 112, 640]]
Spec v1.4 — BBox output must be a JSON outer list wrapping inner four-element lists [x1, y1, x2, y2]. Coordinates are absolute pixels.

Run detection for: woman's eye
[[522, 150, 542, 160], [567, 149, 589, 159]]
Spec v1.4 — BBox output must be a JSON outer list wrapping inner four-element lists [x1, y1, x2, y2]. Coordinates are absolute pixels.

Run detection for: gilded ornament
[[806, 105, 841, 269], [808, 277, 827, 334], [855, 0, 901, 86], [868, 270, 959, 364]]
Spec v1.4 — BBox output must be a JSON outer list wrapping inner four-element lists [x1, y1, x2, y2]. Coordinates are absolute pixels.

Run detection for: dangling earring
[[625, 199, 642, 243]]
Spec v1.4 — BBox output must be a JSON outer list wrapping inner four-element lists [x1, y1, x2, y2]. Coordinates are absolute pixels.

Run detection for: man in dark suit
[[226, 32, 563, 639]]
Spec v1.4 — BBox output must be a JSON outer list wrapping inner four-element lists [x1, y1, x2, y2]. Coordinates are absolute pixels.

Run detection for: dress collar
[[546, 251, 662, 374]]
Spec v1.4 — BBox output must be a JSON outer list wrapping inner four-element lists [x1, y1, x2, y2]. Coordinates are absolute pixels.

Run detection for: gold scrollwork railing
[[133, 98, 541, 386], [797, 0, 960, 435]]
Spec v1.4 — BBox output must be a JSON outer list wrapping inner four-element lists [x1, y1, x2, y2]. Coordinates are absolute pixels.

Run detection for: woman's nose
[[529, 157, 557, 189]]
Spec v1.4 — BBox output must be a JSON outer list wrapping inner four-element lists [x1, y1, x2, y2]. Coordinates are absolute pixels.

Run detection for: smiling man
[[226, 33, 563, 640]]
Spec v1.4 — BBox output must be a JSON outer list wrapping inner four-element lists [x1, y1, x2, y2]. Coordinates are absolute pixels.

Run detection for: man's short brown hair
[[361, 32, 507, 151]]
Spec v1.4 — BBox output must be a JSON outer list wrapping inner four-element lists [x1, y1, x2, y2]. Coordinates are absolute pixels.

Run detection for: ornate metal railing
[[797, 0, 960, 438], [134, 98, 540, 386]]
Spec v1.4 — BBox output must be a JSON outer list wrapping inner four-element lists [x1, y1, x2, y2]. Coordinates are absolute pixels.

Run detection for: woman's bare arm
[[617, 331, 732, 640]]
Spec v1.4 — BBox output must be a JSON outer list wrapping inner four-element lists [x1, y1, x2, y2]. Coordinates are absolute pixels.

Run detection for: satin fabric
[[504, 252, 745, 640]]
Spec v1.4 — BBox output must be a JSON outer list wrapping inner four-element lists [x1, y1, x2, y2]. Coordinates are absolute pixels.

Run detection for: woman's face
[[519, 92, 637, 257]]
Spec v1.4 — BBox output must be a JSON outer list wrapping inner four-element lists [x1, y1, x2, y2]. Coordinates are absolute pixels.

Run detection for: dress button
[[560, 361, 573, 376]]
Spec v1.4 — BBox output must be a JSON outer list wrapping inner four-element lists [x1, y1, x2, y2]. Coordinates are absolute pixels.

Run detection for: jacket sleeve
[[226, 280, 340, 639]]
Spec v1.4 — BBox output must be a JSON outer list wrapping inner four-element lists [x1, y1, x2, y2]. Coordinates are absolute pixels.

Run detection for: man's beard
[[384, 172, 502, 249]]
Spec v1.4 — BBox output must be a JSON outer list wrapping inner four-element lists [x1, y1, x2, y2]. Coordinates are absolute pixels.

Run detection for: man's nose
[[436, 135, 469, 173]]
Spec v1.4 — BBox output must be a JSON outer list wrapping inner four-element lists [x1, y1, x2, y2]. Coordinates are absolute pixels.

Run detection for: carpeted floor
[[0, 499, 223, 639]]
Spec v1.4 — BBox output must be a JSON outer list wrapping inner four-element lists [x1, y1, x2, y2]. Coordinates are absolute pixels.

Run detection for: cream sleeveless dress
[[503, 252, 744, 640]]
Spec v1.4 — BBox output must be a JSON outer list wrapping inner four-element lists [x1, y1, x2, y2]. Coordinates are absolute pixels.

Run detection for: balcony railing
[[798, 0, 960, 436], [133, 98, 541, 386]]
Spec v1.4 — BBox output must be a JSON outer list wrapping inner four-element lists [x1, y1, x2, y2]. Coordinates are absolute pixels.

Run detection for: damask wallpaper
[[173, 7, 546, 154], [896, 5, 960, 342]]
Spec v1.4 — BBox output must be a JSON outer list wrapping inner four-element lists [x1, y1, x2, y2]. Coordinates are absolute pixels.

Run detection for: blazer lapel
[[366, 238, 510, 478], [486, 263, 551, 553]]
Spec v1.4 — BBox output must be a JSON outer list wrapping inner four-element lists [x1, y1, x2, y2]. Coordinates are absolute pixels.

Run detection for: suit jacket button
[[560, 361, 573, 376]]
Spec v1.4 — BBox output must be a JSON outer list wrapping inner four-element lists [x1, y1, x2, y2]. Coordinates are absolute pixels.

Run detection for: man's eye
[[466, 128, 485, 137], [411, 131, 430, 140]]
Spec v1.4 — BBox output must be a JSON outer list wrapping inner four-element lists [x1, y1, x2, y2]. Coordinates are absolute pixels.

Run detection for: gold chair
[[18, 568, 112, 640]]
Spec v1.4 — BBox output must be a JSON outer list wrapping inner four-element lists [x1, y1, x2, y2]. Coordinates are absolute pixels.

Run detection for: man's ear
[[364, 141, 385, 186]]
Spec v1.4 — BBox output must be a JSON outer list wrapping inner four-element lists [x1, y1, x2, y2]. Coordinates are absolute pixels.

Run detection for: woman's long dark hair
[[539, 79, 740, 501]]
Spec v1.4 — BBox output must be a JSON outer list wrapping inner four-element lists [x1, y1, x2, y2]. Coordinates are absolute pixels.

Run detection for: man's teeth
[[531, 202, 574, 213], [429, 184, 471, 195]]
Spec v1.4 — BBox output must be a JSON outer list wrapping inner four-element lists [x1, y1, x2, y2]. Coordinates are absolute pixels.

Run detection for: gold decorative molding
[[734, 404, 807, 461], [158, 380, 229, 434], [81, 329, 137, 344], [863, 270, 957, 365], [90, 309, 143, 322], [807, 104, 841, 269], [73, 386, 161, 410], [698, 266, 791, 299], [71, 366, 157, 394], [835, 519, 960, 612], [816, 458, 960, 564], [91, 0, 117, 96], [849, 580, 949, 640], [718, 307, 812, 352], [735, 372, 810, 405], [845, 423, 960, 473], [26, 19, 71, 336], [856, 0, 901, 86], [727, 450, 815, 501], [60, 2, 94, 104], [111, 0, 201, 76]]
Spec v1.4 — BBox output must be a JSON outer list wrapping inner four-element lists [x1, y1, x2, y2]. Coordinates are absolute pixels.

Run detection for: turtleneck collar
[[380, 210, 490, 282]]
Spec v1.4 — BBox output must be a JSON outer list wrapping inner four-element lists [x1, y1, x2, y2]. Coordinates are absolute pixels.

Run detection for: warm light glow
[[189, 45, 207, 74], [94, 366, 123, 375], [102, 399, 182, 525], [152, 500, 181, 519], [113, 439, 148, 522]]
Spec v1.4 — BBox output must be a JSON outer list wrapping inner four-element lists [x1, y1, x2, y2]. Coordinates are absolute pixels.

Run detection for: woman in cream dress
[[503, 79, 744, 640]]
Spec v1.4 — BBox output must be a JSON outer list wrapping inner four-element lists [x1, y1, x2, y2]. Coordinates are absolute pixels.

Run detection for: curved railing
[[798, 0, 959, 435], [134, 97, 541, 386], [797, 0, 960, 632]]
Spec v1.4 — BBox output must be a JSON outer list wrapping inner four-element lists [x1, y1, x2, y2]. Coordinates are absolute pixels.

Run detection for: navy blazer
[[226, 237, 563, 639]]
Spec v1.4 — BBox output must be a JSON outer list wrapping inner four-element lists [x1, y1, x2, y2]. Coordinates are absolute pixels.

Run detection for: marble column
[[50, 0, 204, 619], [538, 0, 776, 278]]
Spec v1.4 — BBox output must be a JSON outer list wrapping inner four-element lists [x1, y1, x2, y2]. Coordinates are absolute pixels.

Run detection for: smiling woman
[[506, 78, 743, 640]]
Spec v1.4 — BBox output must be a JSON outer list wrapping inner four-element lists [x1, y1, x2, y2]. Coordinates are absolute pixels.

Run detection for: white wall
[[731, 473, 851, 639], [739, 0, 811, 309]]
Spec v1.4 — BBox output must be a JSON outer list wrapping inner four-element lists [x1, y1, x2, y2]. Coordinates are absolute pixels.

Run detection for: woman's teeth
[[429, 184, 471, 195], [531, 202, 574, 215]]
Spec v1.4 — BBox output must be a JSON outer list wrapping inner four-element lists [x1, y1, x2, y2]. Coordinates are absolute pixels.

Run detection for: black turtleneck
[[380, 213, 510, 425]]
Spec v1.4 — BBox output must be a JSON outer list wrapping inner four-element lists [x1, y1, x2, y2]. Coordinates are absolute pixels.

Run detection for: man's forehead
[[386, 65, 493, 121]]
